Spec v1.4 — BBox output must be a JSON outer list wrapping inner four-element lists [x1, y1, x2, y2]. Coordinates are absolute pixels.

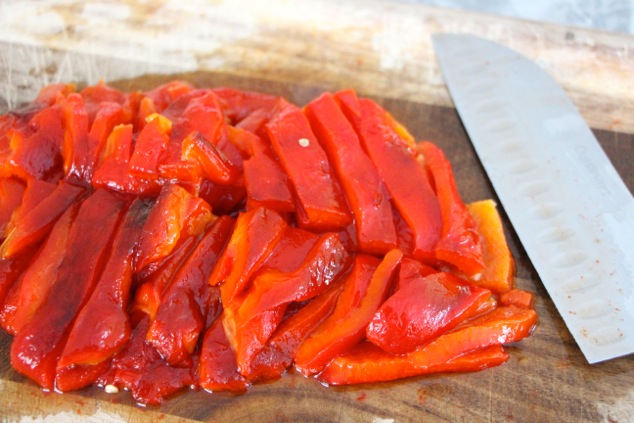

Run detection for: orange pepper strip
[[500, 289, 534, 309], [418, 141, 485, 276], [295, 250, 403, 376], [305, 93, 397, 255], [320, 305, 537, 385], [336, 91, 442, 263], [467, 200, 515, 293], [209, 207, 287, 305]]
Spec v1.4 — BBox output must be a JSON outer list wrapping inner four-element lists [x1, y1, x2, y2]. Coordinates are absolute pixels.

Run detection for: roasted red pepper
[[213, 87, 279, 124], [181, 131, 240, 185], [0, 204, 77, 335], [10, 189, 127, 389], [266, 101, 351, 231], [61, 93, 92, 182], [418, 141, 485, 276], [295, 250, 402, 376], [131, 235, 198, 323], [0, 178, 25, 238], [6, 104, 64, 181], [209, 207, 287, 305], [320, 305, 537, 385], [55, 199, 152, 391], [91, 124, 158, 195], [305, 93, 397, 255], [0, 180, 84, 259], [243, 135, 294, 213], [366, 271, 491, 353], [199, 315, 249, 393], [98, 315, 196, 405], [128, 113, 171, 181], [135, 183, 212, 274], [147, 216, 234, 366], [225, 232, 351, 374], [337, 92, 442, 262], [500, 289, 534, 309], [246, 280, 345, 381]]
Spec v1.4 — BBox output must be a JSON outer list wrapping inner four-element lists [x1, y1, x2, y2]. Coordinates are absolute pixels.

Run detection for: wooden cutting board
[[1, 1, 633, 422]]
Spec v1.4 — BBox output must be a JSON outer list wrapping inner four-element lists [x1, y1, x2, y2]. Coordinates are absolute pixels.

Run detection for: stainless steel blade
[[432, 33, 634, 363]]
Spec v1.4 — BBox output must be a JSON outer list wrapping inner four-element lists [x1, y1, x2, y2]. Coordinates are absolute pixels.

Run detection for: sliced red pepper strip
[[61, 93, 92, 182], [128, 113, 171, 180], [336, 92, 441, 262], [0, 253, 33, 314], [98, 315, 196, 405], [225, 232, 351, 374], [246, 280, 345, 381], [393, 257, 438, 291], [86, 102, 128, 179], [467, 200, 515, 293], [418, 141, 485, 276], [199, 315, 249, 393], [499, 289, 534, 309], [243, 135, 294, 213], [91, 124, 159, 195], [130, 235, 198, 323], [319, 305, 537, 385], [0, 204, 77, 335], [181, 131, 240, 185], [8, 105, 64, 181], [294, 250, 402, 376], [209, 207, 287, 305], [34, 83, 74, 106], [147, 216, 234, 366], [172, 91, 245, 170], [217, 226, 320, 375], [6, 179, 56, 233], [0, 178, 25, 238], [0, 180, 84, 259], [143, 81, 195, 113], [366, 272, 491, 354], [10, 189, 127, 389], [79, 82, 127, 122], [55, 198, 152, 391], [197, 179, 246, 216], [305, 93, 397, 255], [213, 87, 279, 124], [240, 233, 350, 318], [135, 183, 212, 274], [266, 101, 351, 231]]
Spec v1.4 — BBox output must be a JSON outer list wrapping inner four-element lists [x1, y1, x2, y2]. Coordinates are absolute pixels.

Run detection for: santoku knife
[[432, 33, 634, 364]]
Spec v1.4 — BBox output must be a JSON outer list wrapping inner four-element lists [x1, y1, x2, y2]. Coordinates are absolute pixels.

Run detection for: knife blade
[[432, 33, 634, 364]]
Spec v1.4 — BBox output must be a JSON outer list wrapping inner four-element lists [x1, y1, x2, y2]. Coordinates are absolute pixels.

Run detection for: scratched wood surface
[[0, 1, 633, 422]]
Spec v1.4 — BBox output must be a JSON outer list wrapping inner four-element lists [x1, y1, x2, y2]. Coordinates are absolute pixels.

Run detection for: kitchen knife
[[432, 33, 634, 364]]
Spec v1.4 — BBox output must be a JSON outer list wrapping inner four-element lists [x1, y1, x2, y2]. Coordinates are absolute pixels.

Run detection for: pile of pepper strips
[[0, 81, 537, 405]]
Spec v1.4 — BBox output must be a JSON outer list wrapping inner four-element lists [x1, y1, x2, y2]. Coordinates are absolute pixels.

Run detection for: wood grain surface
[[1, 1, 633, 422]]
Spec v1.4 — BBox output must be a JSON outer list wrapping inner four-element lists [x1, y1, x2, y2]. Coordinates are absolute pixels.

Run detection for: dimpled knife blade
[[432, 33, 634, 363]]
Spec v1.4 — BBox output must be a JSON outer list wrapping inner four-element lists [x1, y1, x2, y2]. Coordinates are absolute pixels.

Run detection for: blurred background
[[411, 0, 634, 33]]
